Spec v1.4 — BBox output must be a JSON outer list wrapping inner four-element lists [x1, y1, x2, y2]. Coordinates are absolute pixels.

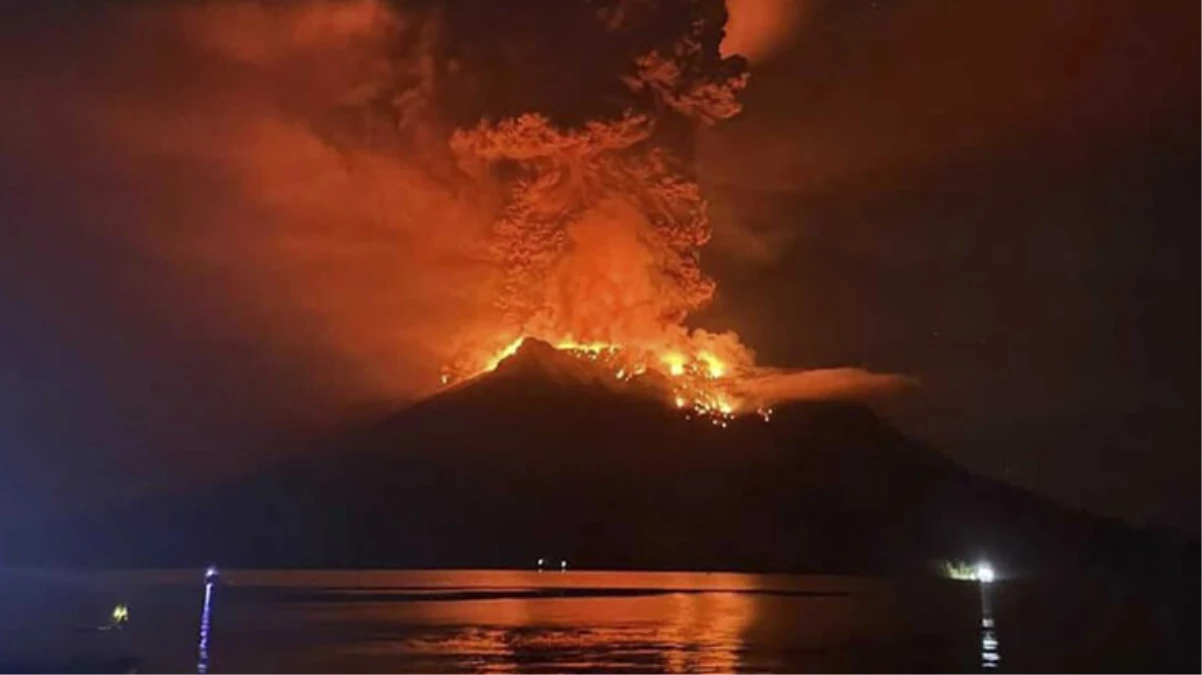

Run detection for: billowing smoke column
[[438, 0, 754, 389], [420, 0, 909, 410]]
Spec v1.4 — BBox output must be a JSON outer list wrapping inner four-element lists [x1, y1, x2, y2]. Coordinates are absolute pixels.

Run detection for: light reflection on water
[[4, 568, 1191, 672], [339, 590, 754, 673], [195, 564, 219, 667], [16, 569, 992, 672], [980, 584, 1001, 671], [196, 579, 215, 674]]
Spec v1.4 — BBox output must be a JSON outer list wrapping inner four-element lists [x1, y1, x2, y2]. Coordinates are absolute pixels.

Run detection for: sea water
[[0, 569, 1192, 672]]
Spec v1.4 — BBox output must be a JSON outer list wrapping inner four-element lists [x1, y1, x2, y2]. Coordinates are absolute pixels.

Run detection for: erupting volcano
[[460, 336, 746, 425], [413, 0, 904, 418], [431, 1, 758, 416]]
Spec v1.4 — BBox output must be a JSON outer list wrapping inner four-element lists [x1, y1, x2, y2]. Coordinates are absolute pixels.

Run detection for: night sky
[[698, 0, 1198, 531], [0, 0, 1197, 533]]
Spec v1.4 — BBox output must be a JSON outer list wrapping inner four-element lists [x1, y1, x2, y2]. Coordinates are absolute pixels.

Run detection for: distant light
[[560, 559, 568, 572], [976, 562, 995, 584], [205, 565, 220, 582]]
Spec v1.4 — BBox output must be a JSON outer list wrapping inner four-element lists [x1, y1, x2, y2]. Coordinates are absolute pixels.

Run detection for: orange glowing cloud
[[736, 367, 917, 405], [720, 0, 810, 63]]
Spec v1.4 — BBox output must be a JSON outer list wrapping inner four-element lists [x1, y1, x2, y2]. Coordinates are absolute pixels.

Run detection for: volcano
[[16, 340, 1193, 576]]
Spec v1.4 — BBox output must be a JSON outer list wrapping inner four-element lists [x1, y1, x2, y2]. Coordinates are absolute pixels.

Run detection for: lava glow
[[453, 336, 745, 423], [484, 337, 528, 372]]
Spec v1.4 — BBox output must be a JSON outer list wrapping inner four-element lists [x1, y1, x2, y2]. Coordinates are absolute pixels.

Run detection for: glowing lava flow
[[445, 337, 750, 425], [658, 349, 738, 424]]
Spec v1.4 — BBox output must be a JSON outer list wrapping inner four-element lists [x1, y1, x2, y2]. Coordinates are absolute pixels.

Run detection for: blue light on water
[[197, 571, 216, 674]]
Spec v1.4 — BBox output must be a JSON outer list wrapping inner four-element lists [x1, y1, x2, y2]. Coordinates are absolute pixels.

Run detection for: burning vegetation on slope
[[468, 336, 747, 424]]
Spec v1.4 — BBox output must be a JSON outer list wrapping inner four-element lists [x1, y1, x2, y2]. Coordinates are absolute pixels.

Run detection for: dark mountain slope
[[15, 340, 1194, 579]]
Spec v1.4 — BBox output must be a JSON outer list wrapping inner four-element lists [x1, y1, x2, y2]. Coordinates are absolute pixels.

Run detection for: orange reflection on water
[[373, 595, 753, 673], [327, 572, 764, 672], [661, 591, 753, 673]]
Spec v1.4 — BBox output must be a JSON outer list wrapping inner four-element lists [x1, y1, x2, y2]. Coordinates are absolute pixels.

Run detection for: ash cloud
[[720, 0, 811, 63], [3, 1, 495, 408], [737, 368, 917, 406], [0, 1, 499, 502]]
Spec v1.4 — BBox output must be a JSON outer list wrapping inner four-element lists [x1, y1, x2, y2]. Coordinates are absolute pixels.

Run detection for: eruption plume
[[427, 0, 907, 413]]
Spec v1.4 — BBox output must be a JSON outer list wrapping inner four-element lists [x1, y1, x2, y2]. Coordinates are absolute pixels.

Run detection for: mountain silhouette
[[14, 339, 1195, 578]]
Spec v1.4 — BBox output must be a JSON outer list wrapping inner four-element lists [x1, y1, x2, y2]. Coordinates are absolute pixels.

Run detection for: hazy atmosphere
[[0, 0, 1196, 536]]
